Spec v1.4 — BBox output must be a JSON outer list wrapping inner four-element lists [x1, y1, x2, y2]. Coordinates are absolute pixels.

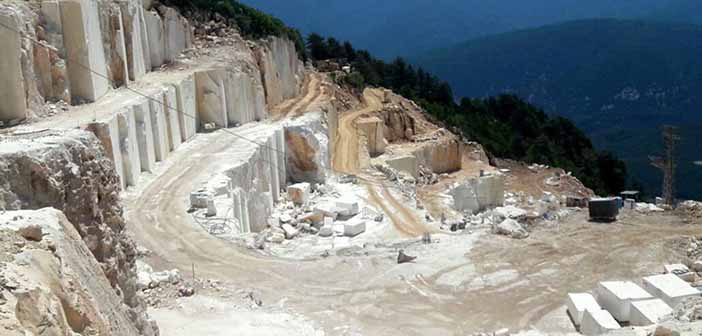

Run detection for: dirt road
[[124, 76, 702, 335], [331, 88, 383, 174], [271, 73, 324, 120], [330, 88, 430, 237]]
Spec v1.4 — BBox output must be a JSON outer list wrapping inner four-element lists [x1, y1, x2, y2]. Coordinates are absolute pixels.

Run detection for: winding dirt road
[[331, 88, 429, 237], [123, 75, 701, 335], [331, 88, 382, 174]]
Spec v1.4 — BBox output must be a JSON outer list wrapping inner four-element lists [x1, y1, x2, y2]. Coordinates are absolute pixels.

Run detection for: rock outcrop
[[0, 129, 156, 335], [0, 208, 151, 335], [284, 111, 331, 184], [255, 36, 304, 107]]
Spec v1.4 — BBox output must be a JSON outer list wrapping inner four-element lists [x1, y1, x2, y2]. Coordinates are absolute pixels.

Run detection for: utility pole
[[649, 125, 680, 206]]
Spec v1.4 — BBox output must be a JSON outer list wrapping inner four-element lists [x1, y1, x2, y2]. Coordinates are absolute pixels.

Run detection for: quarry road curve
[[332, 88, 431, 237]]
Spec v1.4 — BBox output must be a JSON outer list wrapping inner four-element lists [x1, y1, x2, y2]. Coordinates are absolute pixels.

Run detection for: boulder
[[318, 225, 333, 237], [335, 199, 360, 217], [397, 250, 416, 264], [281, 223, 299, 239], [314, 202, 341, 220], [495, 219, 529, 239], [343, 221, 366, 237], [287, 182, 311, 206], [284, 112, 329, 183]]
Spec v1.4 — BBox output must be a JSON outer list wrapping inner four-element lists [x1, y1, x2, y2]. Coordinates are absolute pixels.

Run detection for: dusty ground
[[123, 75, 702, 335]]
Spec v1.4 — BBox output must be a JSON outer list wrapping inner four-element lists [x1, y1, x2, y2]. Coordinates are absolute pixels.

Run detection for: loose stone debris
[[0, 1, 701, 335]]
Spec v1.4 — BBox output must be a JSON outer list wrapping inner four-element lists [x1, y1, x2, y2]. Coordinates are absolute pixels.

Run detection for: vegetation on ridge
[[163, 0, 307, 60]]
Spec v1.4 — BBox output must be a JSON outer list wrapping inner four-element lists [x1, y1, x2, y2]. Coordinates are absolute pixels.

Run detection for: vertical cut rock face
[[0, 6, 27, 123], [171, 74, 197, 141], [0, 129, 157, 336], [413, 138, 462, 174], [0, 0, 192, 121], [195, 69, 228, 128], [60, 0, 110, 102], [119, 0, 148, 81], [161, 5, 192, 62], [255, 37, 304, 106], [0, 208, 146, 335]]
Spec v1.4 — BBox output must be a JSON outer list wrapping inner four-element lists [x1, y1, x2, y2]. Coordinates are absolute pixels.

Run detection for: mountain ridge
[[415, 18, 702, 198]]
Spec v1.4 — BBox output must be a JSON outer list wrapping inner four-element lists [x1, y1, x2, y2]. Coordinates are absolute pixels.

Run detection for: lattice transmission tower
[[649, 125, 680, 206]]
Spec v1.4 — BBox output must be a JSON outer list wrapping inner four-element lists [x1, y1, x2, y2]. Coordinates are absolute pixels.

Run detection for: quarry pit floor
[[122, 128, 701, 335], [121, 77, 701, 335]]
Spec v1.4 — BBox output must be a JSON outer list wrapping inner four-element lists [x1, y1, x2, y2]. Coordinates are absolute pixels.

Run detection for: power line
[[0, 21, 418, 191]]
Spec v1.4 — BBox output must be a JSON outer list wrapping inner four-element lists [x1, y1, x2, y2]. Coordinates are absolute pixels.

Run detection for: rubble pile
[[252, 180, 377, 249], [679, 201, 702, 219], [680, 236, 702, 272], [135, 260, 199, 307], [673, 297, 702, 322]]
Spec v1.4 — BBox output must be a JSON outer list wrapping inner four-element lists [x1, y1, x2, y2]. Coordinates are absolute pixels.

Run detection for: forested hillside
[[415, 19, 702, 199]]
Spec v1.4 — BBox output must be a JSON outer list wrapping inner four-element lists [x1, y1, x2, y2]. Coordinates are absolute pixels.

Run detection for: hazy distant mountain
[[239, 0, 676, 59], [648, 0, 702, 25], [414, 19, 702, 198]]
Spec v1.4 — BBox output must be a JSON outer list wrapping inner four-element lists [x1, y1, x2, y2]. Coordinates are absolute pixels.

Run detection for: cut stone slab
[[357, 116, 386, 156], [85, 116, 124, 189], [0, 7, 27, 123], [629, 299, 673, 326], [162, 6, 191, 62], [335, 199, 360, 217], [144, 10, 165, 68], [386, 155, 418, 179], [172, 75, 197, 141], [343, 221, 366, 237], [195, 69, 228, 129], [117, 108, 142, 188], [190, 191, 210, 209], [566, 293, 601, 326], [131, 97, 156, 172], [287, 182, 311, 206], [163, 85, 182, 151], [281, 223, 299, 239], [314, 202, 341, 220], [595, 281, 654, 322], [663, 264, 695, 282], [642, 274, 701, 308], [580, 309, 620, 336], [449, 175, 505, 214], [149, 90, 169, 161], [119, 1, 148, 81], [60, 0, 109, 102], [206, 199, 217, 217]]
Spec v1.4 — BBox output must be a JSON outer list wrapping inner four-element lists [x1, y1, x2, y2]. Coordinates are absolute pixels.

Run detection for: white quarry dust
[[150, 295, 322, 336]]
